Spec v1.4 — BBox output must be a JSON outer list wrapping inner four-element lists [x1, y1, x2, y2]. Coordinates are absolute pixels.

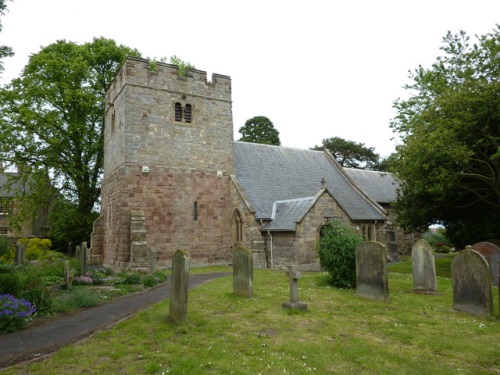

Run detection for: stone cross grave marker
[[233, 244, 254, 298], [452, 247, 493, 316], [471, 242, 500, 287], [412, 239, 437, 292], [356, 241, 389, 302], [282, 265, 307, 310], [168, 249, 190, 324], [15, 241, 25, 265]]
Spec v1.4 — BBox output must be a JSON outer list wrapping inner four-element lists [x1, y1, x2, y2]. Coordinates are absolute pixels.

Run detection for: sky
[[1, 0, 500, 158]]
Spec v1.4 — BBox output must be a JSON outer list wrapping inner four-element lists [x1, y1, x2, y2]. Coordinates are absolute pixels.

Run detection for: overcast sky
[[1, 1, 500, 157]]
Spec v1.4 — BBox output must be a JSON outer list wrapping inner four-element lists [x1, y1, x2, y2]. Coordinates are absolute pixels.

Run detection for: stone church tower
[[91, 57, 234, 269]]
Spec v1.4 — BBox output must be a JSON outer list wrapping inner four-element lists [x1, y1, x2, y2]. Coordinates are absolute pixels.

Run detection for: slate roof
[[343, 168, 401, 204], [263, 196, 317, 231], [233, 142, 386, 224]]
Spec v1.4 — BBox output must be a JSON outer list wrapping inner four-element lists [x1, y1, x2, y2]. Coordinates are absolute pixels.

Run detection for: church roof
[[263, 196, 317, 231], [233, 141, 386, 223], [343, 168, 401, 204]]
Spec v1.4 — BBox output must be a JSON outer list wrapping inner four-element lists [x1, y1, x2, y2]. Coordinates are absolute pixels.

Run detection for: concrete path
[[0, 272, 230, 369]]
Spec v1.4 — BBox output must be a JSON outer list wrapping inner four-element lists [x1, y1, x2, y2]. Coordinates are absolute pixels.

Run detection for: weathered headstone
[[68, 242, 73, 257], [168, 249, 190, 324], [412, 239, 437, 292], [64, 260, 75, 288], [356, 241, 389, 302], [451, 248, 493, 316], [282, 265, 307, 310], [15, 241, 25, 265], [80, 242, 88, 276], [471, 242, 500, 287], [148, 249, 157, 273], [233, 244, 253, 298], [75, 245, 81, 263]]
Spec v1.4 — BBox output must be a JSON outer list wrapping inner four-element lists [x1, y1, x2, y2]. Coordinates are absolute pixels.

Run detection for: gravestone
[[471, 242, 500, 287], [75, 245, 81, 264], [168, 249, 190, 324], [64, 260, 75, 288], [148, 249, 157, 273], [356, 241, 389, 302], [233, 244, 253, 298], [412, 239, 437, 292], [451, 248, 493, 316], [15, 242, 25, 265], [282, 265, 307, 310], [80, 242, 88, 275], [68, 242, 73, 257]]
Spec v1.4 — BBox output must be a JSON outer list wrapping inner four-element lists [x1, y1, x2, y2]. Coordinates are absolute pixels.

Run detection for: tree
[[390, 27, 500, 247], [316, 219, 363, 288], [0, 0, 14, 76], [238, 116, 281, 145], [0, 37, 141, 245], [312, 137, 381, 169]]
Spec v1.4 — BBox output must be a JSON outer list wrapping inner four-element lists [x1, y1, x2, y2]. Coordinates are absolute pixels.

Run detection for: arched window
[[175, 102, 183, 122], [184, 104, 192, 123], [231, 210, 243, 243]]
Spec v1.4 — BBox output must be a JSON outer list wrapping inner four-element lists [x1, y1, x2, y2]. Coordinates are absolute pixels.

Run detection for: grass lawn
[[4, 257, 500, 375]]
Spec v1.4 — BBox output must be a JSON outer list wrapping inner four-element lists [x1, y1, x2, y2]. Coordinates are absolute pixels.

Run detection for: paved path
[[0, 272, 230, 369]]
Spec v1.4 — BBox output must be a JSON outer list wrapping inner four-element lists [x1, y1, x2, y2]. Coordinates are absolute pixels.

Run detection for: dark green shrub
[[0, 273, 22, 296], [142, 274, 159, 288], [316, 220, 363, 288], [122, 272, 141, 285], [152, 271, 167, 283]]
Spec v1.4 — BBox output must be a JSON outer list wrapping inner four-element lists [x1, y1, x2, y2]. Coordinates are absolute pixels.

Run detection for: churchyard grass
[[3, 265, 499, 375]]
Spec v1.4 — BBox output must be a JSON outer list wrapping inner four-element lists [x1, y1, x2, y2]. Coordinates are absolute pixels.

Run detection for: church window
[[194, 201, 198, 221], [111, 110, 116, 132], [184, 104, 192, 123], [231, 210, 243, 243], [175, 102, 183, 122]]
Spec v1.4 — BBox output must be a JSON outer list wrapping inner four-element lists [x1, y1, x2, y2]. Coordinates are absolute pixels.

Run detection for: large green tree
[[312, 137, 381, 169], [390, 27, 500, 247], [0, 37, 141, 246], [238, 116, 281, 145], [0, 0, 14, 76]]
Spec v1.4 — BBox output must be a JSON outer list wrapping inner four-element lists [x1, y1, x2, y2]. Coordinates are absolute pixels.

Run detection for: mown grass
[[4, 261, 500, 375]]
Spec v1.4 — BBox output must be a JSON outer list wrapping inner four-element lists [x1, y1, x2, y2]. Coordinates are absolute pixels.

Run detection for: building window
[[0, 227, 8, 236], [231, 210, 243, 243], [184, 104, 192, 123], [174, 102, 193, 123], [194, 201, 198, 221], [175, 102, 183, 122], [0, 198, 11, 215]]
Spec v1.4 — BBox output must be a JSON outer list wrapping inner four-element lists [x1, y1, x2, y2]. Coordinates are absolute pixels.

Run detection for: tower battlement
[[107, 57, 231, 106]]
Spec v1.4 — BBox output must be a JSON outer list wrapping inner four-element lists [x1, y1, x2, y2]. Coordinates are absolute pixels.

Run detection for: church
[[90, 57, 408, 271]]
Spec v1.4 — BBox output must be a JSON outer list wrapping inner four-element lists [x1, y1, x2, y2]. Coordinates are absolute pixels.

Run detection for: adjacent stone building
[[91, 57, 409, 271]]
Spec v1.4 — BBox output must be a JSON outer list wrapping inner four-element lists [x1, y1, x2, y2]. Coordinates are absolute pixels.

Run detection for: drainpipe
[[267, 231, 273, 269]]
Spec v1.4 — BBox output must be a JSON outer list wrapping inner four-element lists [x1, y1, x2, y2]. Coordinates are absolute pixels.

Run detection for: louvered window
[[184, 104, 192, 123], [175, 102, 183, 122]]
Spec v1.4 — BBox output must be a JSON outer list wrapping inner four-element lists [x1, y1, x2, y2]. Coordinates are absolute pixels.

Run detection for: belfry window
[[175, 102, 183, 122], [184, 104, 192, 123], [174, 102, 193, 123]]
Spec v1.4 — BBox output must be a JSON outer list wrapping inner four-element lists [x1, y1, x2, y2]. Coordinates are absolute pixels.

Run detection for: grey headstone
[[81, 242, 88, 275], [452, 248, 493, 316], [148, 249, 157, 273], [233, 244, 253, 298], [356, 241, 389, 302], [168, 249, 190, 324], [471, 242, 500, 287], [412, 239, 437, 292], [75, 245, 81, 263], [282, 265, 307, 310], [15, 242, 25, 265]]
